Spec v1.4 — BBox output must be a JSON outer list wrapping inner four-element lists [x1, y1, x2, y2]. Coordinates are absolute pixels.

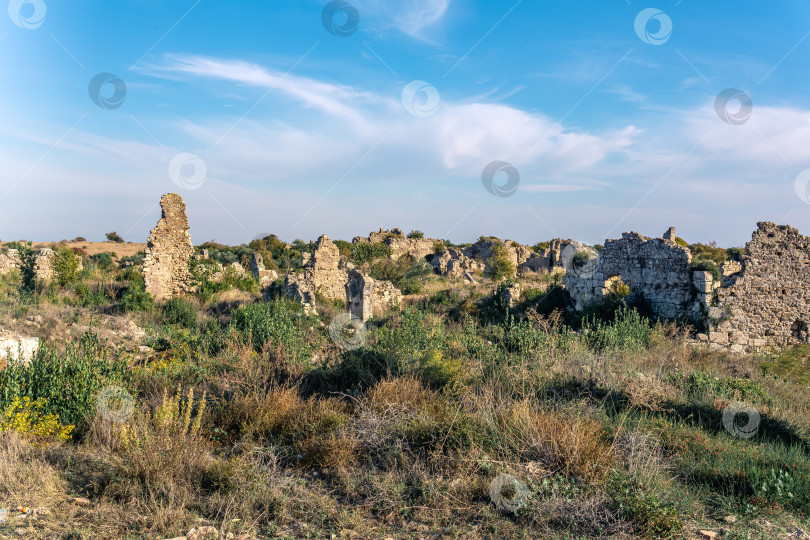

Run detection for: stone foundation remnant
[[0, 246, 81, 284], [143, 193, 194, 301]]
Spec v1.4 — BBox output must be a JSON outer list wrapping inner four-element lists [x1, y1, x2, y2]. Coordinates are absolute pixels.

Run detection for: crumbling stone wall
[[712, 222, 810, 349], [284, 235, 404, 317], [352, 228, 436, 261], [33, 249, 55, 283], [353, 228, 404, 244], [429, 248, 485, 279], [565, 228, 694, 318], [283, 235, 348, 312], [346, 269, 403, 321], [0, 249, 21, 275], [250, 252, 278, 287], [386, 237, 437, 261], [143, 193, 194, 301]]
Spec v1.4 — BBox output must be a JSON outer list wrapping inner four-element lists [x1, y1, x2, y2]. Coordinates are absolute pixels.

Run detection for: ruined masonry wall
[[714, 222, 810, 348], [143, 193, 194, 301], [565, 230, 694, 319]]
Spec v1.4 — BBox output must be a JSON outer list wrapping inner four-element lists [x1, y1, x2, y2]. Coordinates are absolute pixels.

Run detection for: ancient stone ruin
[[283, 234, 347, 312], [283, 234, 403, 318], [562, 222, 810, 353], [709, 222, 810, 350], [564, 229, 694, 318], [143, 193, 194, 301], [347, 269, 403, 322], [250, 252, 278, 287], [0, 249, 22, 275], [0, 246, 81, 285]]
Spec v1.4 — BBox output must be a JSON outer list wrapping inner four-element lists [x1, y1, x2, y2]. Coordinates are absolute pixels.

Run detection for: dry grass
[[511, 403, 616, 484]]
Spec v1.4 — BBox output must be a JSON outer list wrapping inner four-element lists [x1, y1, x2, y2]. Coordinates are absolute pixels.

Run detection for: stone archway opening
[[604, 275, 630, 298], [791, 319, 809, 343]]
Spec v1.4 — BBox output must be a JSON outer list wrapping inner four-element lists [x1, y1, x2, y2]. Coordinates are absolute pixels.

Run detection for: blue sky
[[1, 0, 809, 247]]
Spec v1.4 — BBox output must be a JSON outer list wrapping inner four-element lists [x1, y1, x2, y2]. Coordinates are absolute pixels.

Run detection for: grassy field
[[0, 241, 808, 539]]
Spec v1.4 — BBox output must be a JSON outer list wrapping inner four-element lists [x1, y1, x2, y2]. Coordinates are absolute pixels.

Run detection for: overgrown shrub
[[486, 243, 515, 281], [368, 256, 433, 295], [89, 252, 114, 271], [0, 332, 128, 430], [229, 299, 316, 365], [161, 297, 198, 328], [689, 259, 722, 282], [121, 287, 155, 312], [351, 242, 391, 264], [407, 230, 424, 239], [582, 307, 652, 352], [53, 246, 81, 286]]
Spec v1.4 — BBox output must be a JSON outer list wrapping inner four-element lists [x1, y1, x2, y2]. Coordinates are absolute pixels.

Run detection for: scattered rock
[[187, 526, 219, 540]]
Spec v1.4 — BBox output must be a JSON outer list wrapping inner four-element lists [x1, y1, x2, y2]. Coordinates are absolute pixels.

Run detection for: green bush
[[16, 242, 37, 293], [229, 299, 316, 365], [72, 281, 106, 307], [486, 243, 515, 281], [582, 307, 652, 352], [672, 370, 772, 405], [0, 331, 128, 430], [407, 230, 424, 239], [689, 242, 728, 265], [120, 287, 155, 312], [119, 252, 144, 268], [162, 297, 198, 328], [53, 246, 81, 287], [351, 242, 391, 264], [368, 256, 433, 295], [689, 259, 722, 282], [89, 252, 114, 271]]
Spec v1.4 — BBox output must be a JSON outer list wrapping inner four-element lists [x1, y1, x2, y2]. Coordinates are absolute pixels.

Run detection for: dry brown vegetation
[[0, 249, 809, 539]]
